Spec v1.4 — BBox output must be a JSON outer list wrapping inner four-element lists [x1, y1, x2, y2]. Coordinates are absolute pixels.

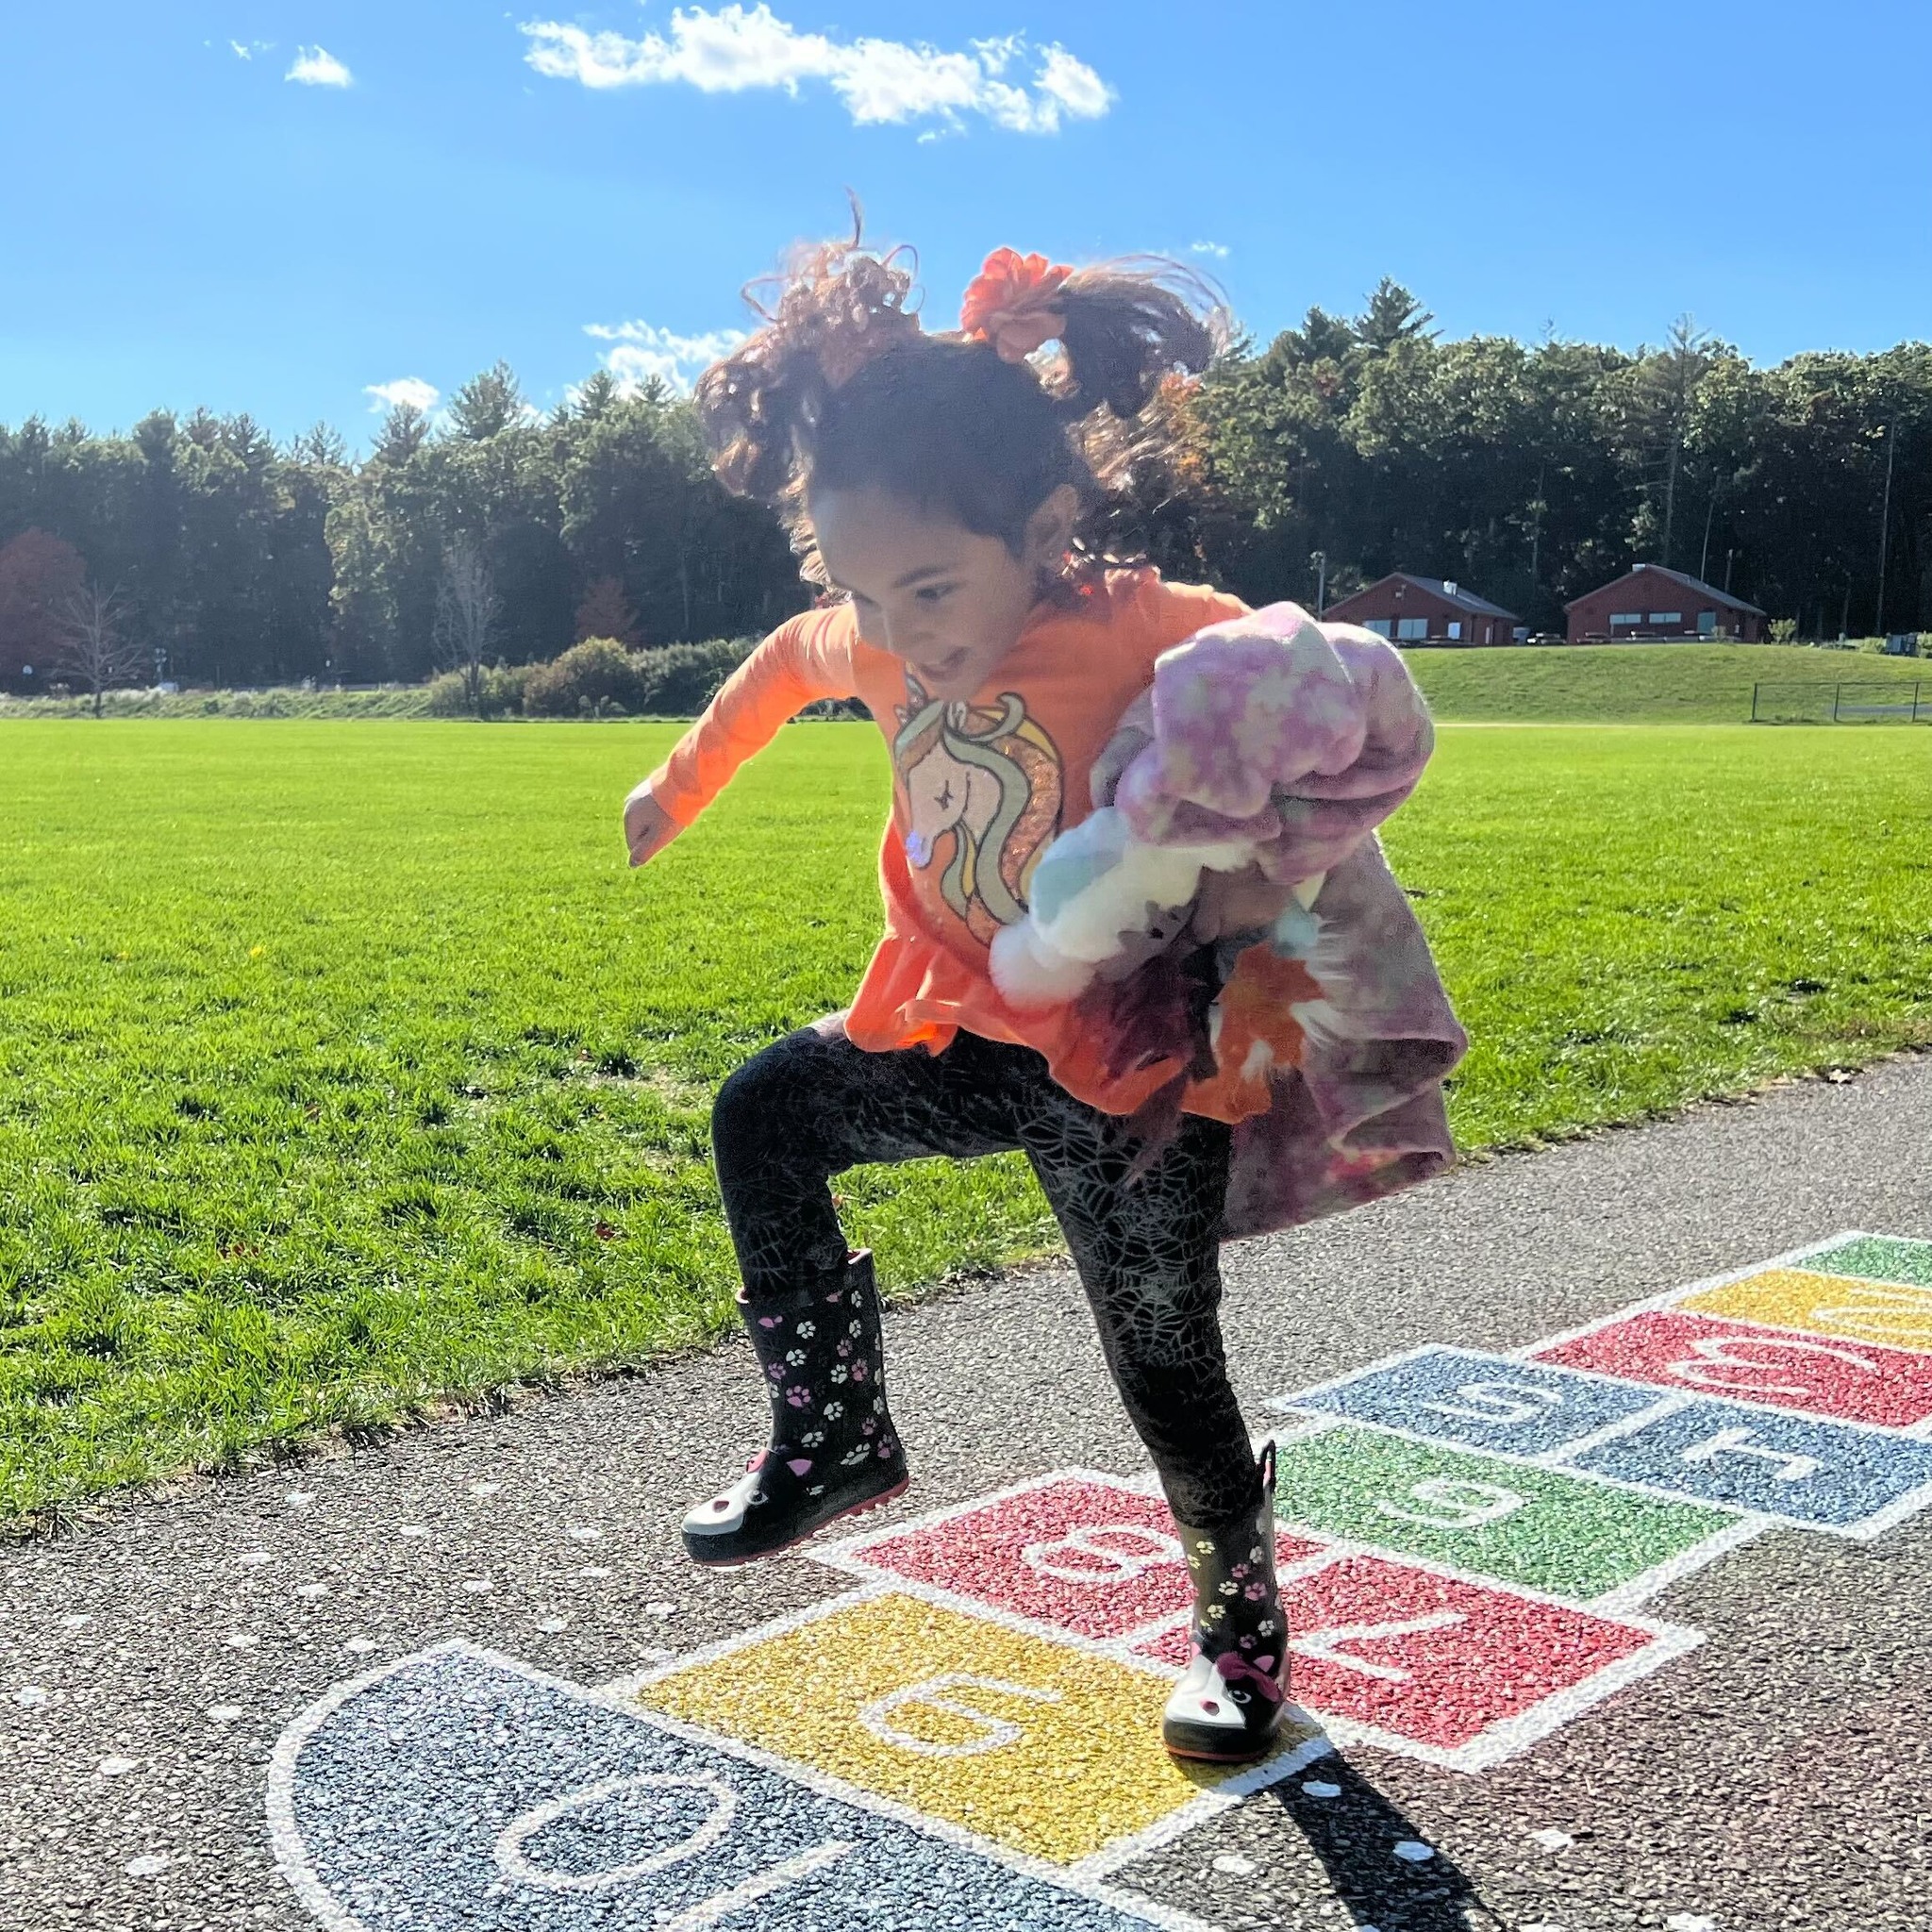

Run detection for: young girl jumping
[[622, 236, 1465, 1765]]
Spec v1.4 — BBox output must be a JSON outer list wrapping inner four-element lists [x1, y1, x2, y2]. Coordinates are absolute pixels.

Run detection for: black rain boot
[[1161, 1441, 1291, 1764], [681, 1249, 908, 1566]]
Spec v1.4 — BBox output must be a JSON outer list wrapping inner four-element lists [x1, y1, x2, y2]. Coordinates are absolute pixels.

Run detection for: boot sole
[[1162, 1734, 1280, 1765], [681, 1473, 910, 1570], [1161, 1712, 1291, 1765]]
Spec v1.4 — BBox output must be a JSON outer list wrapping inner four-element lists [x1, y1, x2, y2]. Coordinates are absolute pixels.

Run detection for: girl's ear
[[1023, 484, 1081, 571]]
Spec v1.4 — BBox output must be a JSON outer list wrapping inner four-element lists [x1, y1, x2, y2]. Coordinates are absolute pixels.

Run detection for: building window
[[1698, 609, 1717, 634], [1647, 611, 1682, 625], [1609, 611, 1643, 626], [1363, 617, 1393, 638], [1446, 620, 1463, 641], [1396, 617, 1429, 641]]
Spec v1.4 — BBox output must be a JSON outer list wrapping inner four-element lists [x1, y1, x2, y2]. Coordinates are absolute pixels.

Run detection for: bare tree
[[433, 534, 501, 712], [56, 585, 144, 717]]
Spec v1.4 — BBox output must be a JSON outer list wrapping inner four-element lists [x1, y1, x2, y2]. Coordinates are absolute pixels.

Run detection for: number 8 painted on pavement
[[1020, 1524, 1184, 1584]]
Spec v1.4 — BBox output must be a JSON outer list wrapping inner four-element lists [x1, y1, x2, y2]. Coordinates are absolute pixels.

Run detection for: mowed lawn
[[3, 719, 1930, 1526], [1402, 641, 1930, 722]]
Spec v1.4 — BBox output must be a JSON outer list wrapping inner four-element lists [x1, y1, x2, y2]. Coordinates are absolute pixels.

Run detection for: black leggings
[[710, 1024, 1260, 1528]]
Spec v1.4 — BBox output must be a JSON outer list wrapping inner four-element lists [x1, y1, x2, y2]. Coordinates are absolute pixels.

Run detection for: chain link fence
[[1750, 680, 1928, 724]]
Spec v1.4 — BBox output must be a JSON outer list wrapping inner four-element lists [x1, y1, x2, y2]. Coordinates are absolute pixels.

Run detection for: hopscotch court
[[273, 1230, 1932, 1930]]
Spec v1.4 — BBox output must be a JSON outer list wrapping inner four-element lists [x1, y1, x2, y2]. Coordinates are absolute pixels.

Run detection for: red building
[[1322, 573, 1522, 646], [1564, 564, 1764, 642]]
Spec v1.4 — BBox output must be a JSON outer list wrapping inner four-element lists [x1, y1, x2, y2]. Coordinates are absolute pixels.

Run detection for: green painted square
[[1272, 1424, 1738, 1599], [1807, 1236, 1932, 1290]]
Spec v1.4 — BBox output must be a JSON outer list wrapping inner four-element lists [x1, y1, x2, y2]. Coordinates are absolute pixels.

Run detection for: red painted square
[[847, 1477, 1324, 1641], [1532, 1308, 1932, 1429], [1137, 1554, 1659, 1754]]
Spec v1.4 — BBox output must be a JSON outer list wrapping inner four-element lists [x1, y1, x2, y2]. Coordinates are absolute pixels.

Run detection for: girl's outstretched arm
[[619, 609, 856, 865]]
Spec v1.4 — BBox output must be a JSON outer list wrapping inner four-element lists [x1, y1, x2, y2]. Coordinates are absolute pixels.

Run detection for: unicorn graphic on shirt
[[892, 679, 1062, 945]]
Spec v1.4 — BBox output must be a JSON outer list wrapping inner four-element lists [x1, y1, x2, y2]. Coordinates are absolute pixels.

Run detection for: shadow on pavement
[[1263, 1755, 1502, 1931]]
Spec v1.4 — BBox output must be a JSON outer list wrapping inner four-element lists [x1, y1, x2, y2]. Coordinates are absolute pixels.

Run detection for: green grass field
[[3, 718, 1930, 1528], [1402, 641, 1929, 723], [5, 638, 1925, 724]]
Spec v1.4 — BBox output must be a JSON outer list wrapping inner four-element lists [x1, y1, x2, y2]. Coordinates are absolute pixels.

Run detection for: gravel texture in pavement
[[4, 1055, 1931, 1932]]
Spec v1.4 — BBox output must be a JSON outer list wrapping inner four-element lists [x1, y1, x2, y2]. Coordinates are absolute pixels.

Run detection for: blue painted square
[[1274, 1347, 1665, 1457], [278, 1644, 1173, 1930], [1562, 1400, 1932, 1531]]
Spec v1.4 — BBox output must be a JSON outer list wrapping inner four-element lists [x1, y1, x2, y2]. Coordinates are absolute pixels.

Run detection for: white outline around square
[[605, 1576, 1332, 1883], [266, 1226, 1932, 1932], [1267, 1332, 1932, 1541], [811, 1466, 1706, 1778], [269, 1635, 1231, 1932]]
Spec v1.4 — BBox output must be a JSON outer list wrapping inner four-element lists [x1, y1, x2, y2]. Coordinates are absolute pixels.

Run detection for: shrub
[[522, 636, 754, 719], [522, 639, 646, 717], [632, 638, 755, 715], [1769, 617, 1799, 644], [426, 661, 534, 719]]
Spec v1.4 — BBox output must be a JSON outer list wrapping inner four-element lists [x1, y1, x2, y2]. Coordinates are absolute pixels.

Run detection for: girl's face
[[810, 485, 1078, 703]]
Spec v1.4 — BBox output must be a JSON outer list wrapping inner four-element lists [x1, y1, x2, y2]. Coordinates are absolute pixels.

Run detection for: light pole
[[1310, 549, 1327, 617], [1875, 420, 1896, 637]]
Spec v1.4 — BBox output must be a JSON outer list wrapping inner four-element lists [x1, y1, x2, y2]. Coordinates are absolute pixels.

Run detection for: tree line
[[2, 283, 1927, 698]]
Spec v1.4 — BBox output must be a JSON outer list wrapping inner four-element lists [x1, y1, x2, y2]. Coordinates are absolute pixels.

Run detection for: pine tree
[[574, 574, 641, 646]]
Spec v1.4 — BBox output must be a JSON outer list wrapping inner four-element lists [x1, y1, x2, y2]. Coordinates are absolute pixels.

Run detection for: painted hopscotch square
[[276, 1643, 1188, 1932], [1534, 1308, 1932, 1432], [1272, 1346, 1666, 1458], [825, 1474, 1326, 1642], [1804, 1234, 1932, 1290], [1135, 1554, 1694, 1771], [1563, 1396, 1932, 1533], [1677, 1268, 1932, 1355], [1268, 1424, 1738, 1599], [630, 1591, 1323, 1868]]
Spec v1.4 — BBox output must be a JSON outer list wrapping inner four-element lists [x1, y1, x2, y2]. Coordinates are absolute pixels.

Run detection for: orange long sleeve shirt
[[645, 568, 1257, 1118]]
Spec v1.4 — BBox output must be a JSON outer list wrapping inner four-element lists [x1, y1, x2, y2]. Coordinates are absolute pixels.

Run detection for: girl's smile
[[810, 484, 1078, 703]]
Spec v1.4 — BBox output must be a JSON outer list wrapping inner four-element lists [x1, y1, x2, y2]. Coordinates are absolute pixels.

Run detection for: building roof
[[1333, 572, 1521, 622], [1564, 562, 1766, 616]]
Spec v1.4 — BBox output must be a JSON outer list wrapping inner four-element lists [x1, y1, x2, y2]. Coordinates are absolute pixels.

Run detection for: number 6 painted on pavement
[[858, 1674, 1063, 1757]]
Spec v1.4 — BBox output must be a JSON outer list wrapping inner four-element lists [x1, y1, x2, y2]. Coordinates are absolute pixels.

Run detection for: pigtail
[[1052, 259, 1226, 424], [695, 220, 923, 512]]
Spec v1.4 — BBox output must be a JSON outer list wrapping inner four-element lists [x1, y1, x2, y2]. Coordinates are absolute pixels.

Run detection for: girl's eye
[[916, 584, 956, 604]]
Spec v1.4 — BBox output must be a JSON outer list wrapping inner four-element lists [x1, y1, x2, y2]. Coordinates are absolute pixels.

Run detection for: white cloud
[[1191, 240, 1230, 259], [521, 7, 1113, 134], [365, 377, 441, 414], [287, 45, 353, 88], [229, 39, 273, 61], [583, 321, 746, 394]]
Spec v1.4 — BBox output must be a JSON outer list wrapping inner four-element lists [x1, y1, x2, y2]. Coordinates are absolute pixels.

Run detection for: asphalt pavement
[[4, 1055, 1930, 1932]]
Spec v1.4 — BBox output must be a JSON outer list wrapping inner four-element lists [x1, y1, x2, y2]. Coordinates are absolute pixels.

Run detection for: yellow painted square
[[1680, 1268, 1932, 1353], [632, 1591, 1313, 1864]]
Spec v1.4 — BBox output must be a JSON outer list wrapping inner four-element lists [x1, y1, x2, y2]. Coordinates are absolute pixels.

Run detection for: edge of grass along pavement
[[1, 716, 1929, 1536], [4, 638, 1926, 726]]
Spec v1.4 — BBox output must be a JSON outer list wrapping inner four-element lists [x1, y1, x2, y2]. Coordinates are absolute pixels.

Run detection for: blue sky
[[5, 1, 1928, 445]]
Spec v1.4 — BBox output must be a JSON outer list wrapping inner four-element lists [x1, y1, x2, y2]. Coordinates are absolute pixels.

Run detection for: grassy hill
[[2, 639, 1926, 727], [1404, 641, 1928, 724]]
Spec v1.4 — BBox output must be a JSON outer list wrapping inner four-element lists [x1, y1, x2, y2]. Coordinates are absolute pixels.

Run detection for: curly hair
[[694, 222, 1227, 586]]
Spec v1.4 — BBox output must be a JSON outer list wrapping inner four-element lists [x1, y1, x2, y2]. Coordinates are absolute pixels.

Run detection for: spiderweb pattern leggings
[[710, 1024, 1262, 1529]]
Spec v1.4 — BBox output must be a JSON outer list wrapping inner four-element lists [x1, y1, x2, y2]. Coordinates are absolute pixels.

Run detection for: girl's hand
[[623, 785, 681, 868]]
